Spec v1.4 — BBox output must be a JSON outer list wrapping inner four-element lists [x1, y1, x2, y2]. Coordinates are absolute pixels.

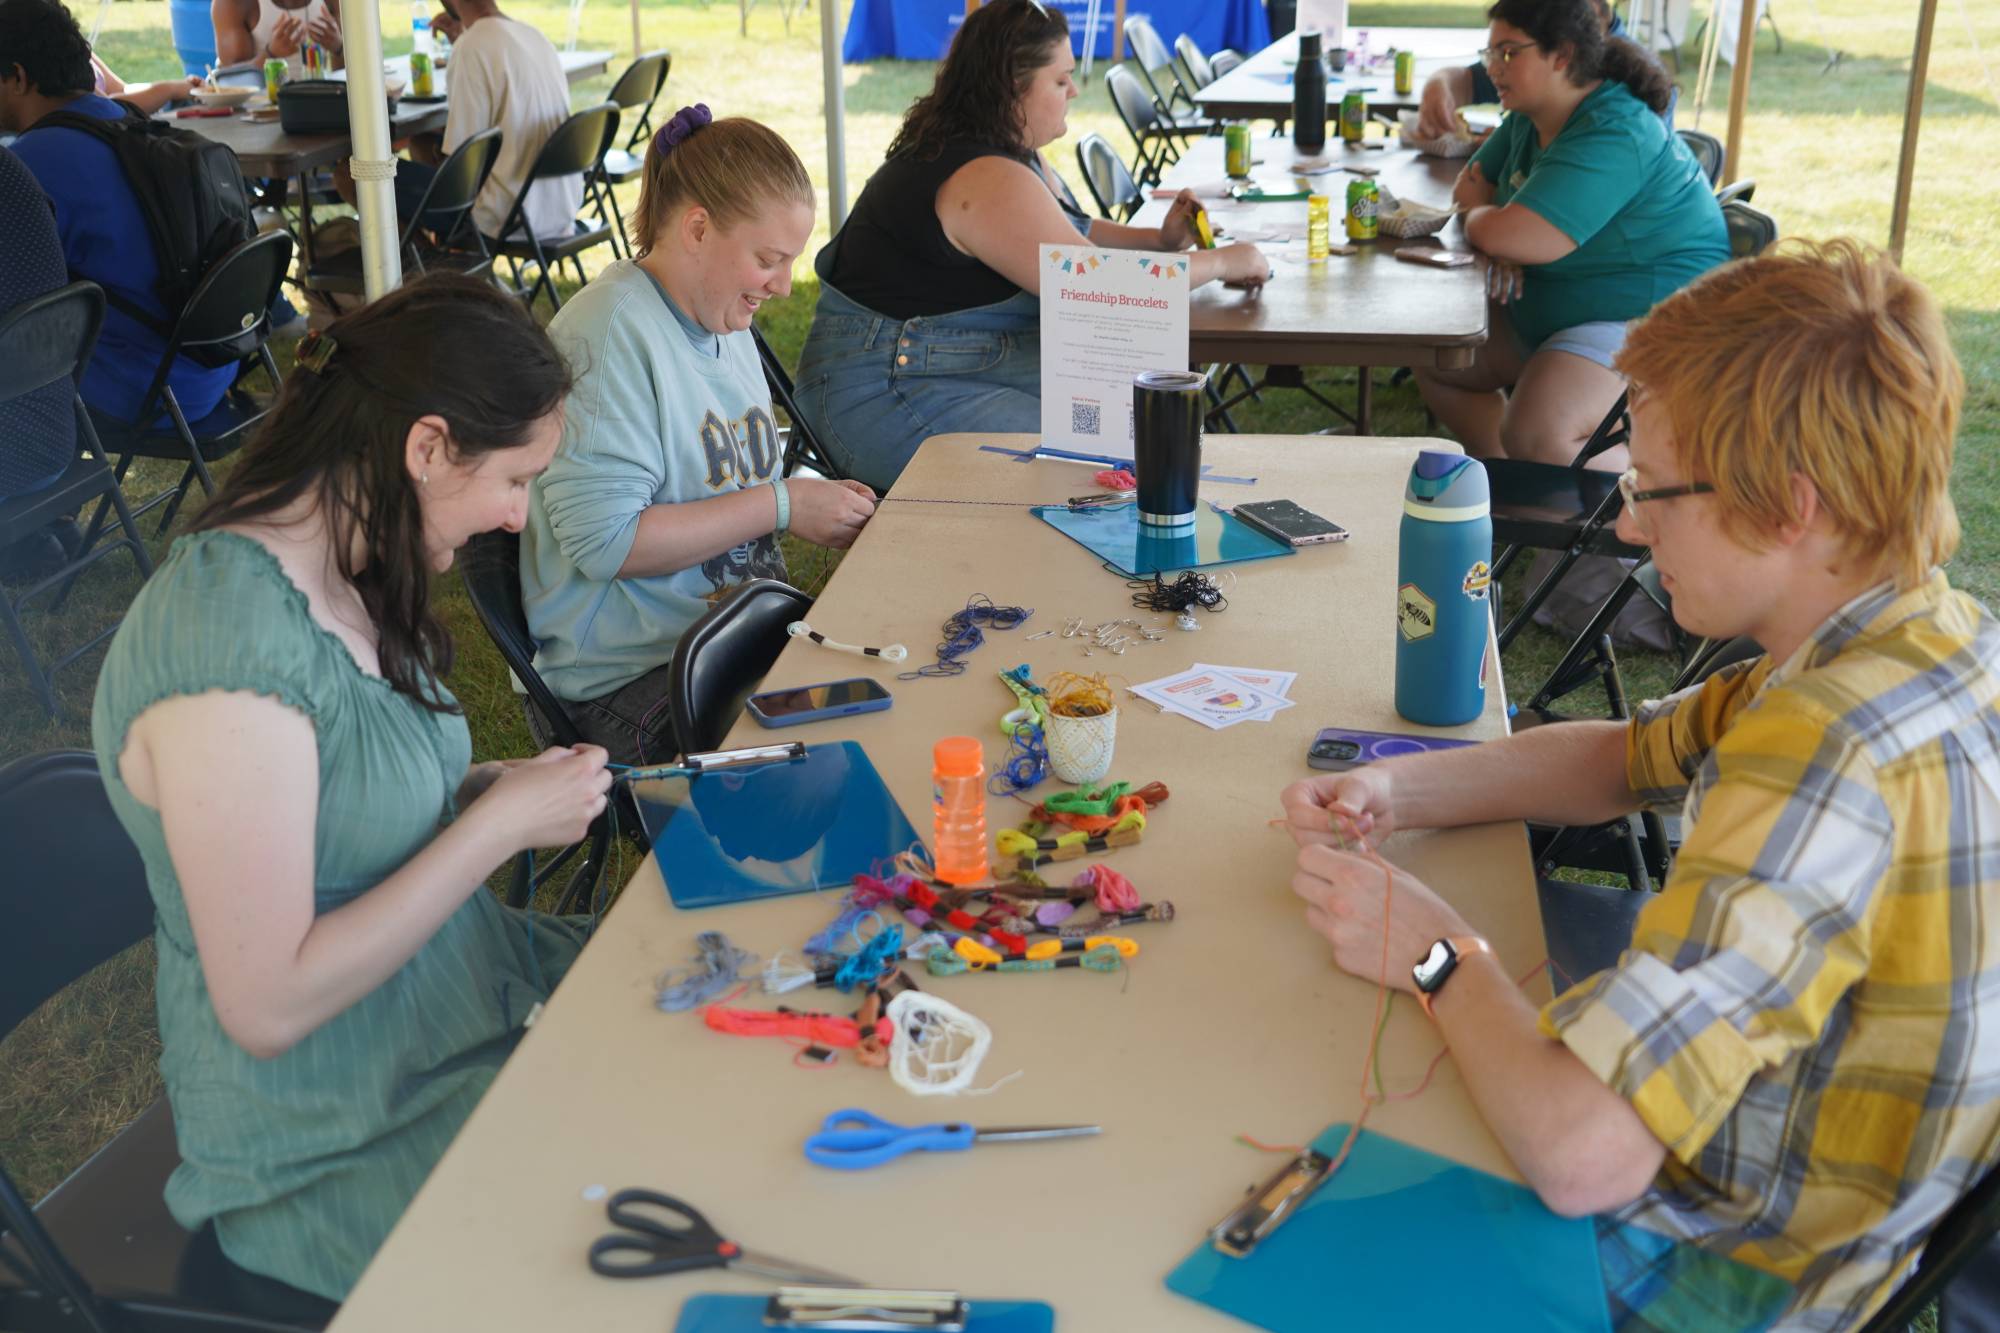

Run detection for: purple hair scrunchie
[[653, 103, 714, 156]]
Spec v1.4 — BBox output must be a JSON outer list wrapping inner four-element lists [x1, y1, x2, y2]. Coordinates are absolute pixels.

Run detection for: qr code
[[1070, 401, 1102, 436]]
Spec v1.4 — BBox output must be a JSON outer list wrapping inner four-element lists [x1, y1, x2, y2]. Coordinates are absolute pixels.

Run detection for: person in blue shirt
[[0, 0, 237, 428], [0, 142, 78, 582], [1414, 0, 1726, 468]]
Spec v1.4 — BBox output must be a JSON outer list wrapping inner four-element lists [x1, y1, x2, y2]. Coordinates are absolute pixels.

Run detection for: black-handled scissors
[[587, 1188, 860, 1285]]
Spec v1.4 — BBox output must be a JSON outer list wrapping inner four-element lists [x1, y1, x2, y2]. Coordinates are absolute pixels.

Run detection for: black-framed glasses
[[1618, 468, 1715, 507], [1477, 40, 1539, 65]]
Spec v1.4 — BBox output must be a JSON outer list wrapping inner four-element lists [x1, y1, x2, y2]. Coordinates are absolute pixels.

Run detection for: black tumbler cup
[[1132, 369, 1207, 528]]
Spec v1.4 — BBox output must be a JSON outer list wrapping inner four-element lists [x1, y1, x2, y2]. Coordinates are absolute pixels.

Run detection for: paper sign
[[1039, 243, 1190, 451], [1131, 667, 1293, 731]]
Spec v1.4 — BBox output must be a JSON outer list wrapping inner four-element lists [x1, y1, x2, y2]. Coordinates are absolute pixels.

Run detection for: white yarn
[[885, 991, 1003, 1097], [760, 951, 816, 995]]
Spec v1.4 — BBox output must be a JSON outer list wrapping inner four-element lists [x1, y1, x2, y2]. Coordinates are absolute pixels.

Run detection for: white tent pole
[[1720, 0, 1756, 186], [631, 0, 643, 59], [819, 0, 847, 230], [91, 0, 111, 44], [342, 0, 403, 299], [1888, 0, 1939, 263]]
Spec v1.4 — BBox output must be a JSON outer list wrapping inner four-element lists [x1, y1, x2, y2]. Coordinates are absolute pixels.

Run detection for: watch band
[[1416, 935, 1492, 1021]]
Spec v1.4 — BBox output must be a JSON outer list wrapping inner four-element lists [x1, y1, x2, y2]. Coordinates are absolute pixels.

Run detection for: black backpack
[[31, 102, 258, 365]]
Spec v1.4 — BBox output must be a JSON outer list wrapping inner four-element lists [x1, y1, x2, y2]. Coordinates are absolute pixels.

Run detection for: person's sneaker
[[0, 529, 69, 587], [270, 297, 311, 340]]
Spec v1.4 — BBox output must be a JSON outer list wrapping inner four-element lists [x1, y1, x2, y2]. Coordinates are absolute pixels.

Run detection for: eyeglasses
[[1617, 466, 1714, 537], [1477, 40, 1539, 65]]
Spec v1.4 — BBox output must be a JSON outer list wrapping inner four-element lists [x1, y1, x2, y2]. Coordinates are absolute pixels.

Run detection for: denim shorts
[[792, 276, 1044, 492]]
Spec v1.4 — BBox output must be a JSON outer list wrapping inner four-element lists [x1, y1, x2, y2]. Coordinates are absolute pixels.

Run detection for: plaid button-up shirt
[[1542, 572, 2000, 1330]]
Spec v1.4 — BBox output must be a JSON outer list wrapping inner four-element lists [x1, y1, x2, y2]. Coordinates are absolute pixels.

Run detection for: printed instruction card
[[1038, 243, 1190, 451]]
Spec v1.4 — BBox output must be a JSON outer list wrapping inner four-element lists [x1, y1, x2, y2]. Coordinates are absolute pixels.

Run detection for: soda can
[[1340, 90, 1366, 144], [409, 50, 434, 98], [263, 56, 286, 101], [1346, 179, 1379, 242], [1395, 49, 1415, 95], [1224, 123, 1251, 179]]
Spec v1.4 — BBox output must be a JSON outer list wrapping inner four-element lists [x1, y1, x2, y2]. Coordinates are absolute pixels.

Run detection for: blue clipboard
[[673, 1294, 1055, 1332], [628, 741, 922, 910], [1031, 501, 1293, 578]]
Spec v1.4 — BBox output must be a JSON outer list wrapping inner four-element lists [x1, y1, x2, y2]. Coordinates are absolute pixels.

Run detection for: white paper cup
[[1045, 707, 1118, 785]]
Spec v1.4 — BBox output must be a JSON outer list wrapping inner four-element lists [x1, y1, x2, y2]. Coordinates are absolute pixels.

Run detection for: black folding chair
[[1174, 33, 1216, 90], [1860, 1161, 2000, 1332], [1713, 178, 1757, 205], [459, 528, 641, 874], [1676, 127, 1725, 186], [0, 283, 154, 719], [750, 324, 844, 482], [1075, 132, 1143, 221], [84, 230, 291, 540], [595, 50, 673, 258], [305, 129, 503, 294], [489, 103, 623, 314], [0, 750, 339, 1333], [1105, 64, 1184, 187], [666, 578, 814, 754], [1722, 198, 1778, 258]]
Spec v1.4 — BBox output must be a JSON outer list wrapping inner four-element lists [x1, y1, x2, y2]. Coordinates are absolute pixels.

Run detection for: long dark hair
[[887, 0, 1070, 160], [194, 275, 573, 712], [1486, 0, 1673, 115]]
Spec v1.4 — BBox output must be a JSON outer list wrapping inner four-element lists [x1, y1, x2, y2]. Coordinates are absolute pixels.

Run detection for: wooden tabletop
[[173, 49, 612, 177], [329, 432, 1541, 1332], [1197, 27, 1488, 120], [1133, 136, 1488, 370]]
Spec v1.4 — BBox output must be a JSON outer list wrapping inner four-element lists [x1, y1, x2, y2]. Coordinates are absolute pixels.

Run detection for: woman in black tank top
[[792, 0, 1268, 492]]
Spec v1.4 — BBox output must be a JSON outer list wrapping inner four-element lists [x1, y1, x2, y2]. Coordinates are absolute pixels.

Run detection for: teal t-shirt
[[1469, 80, 1728, 350]]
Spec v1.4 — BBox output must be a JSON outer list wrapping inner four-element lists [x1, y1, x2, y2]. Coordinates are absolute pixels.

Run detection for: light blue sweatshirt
[[522, 259, 788, 701]]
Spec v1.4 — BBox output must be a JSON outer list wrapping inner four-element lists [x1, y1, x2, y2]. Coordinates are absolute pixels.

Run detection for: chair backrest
[[0, 281, 102, 408], [458, 530, 586, 749], [495, 102, 620, 243], [749, 324, 843, 480], [0, 750, 154, 1042], [1859, 1160, 2000, 1333], [150, 228, 291, 390], [1714, 177, 1756, 206], [1722, 199, 1778, 259], [1677, 126, 1724, 185], [406, 126, 503, 251], [1175, 33, 1215, 88], [1076, 133, 1142, 221], [1123, 15, 1174, 76], [666, 579, 814, 754], [1211, 49, 1245, 77], [1105, 65, 1162, 142], [610, 49, 671, 151]]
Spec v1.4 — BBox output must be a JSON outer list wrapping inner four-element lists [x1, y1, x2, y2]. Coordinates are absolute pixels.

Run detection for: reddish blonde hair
[[629, 114, 813, 257], [1616, 238, 1963, 589]]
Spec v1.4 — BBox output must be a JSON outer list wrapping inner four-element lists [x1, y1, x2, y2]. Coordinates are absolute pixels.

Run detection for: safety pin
[[1025, 629, 1055, 641], [1062, 618, 1086, 638]]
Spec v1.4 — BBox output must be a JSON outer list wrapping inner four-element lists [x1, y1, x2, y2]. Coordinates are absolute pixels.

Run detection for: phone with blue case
[[747, 677, 892, 728]]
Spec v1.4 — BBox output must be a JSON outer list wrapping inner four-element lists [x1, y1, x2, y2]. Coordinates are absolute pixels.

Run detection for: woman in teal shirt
[[90, 276, 613, 1300], [1417, 0, 1727, 467]]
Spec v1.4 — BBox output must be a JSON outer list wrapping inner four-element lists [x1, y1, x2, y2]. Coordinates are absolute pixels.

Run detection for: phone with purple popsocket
[[1306, 726, 1477, 771]]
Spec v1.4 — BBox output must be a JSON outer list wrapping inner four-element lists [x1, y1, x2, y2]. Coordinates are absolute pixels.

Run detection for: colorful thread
[[897, 596, 1033, 680], [1072, 863, 1142, 912], [656, 932, 756, 1012]]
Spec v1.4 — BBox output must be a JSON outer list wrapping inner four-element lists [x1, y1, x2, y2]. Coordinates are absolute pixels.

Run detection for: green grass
[[3, 14, 1994, 1320]]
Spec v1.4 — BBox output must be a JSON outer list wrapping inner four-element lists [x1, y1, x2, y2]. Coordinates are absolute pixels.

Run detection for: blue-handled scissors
[[803, 1108, 1101, 1170], [587, 1188, 860, 1284]]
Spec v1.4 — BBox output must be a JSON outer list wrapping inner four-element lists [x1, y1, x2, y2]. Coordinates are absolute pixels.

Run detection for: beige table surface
[[1197, 27, 1489, 120], [331, 432, 1540, 1332]]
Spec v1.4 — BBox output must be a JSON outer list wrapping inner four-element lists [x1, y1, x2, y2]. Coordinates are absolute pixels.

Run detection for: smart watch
[[1412, 936, 1492, 1020]]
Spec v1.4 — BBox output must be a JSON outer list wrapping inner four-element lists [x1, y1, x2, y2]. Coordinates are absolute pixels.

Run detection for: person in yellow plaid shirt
[[1282, 237, 1996, 1330]]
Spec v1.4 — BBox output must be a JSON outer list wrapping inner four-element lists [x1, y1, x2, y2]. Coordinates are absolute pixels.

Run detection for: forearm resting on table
[[1430, 950, 1667, 1215], [615, 485, 778, 580], [1463, 203, 1576, 265], [1389, 719, 1635, 829]]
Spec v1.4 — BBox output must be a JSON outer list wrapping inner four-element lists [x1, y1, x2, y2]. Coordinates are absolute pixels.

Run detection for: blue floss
[[831, 924, 906, 992], [988, 722, 1050, 795], [898, 595, 1033, 680], [804, 891, 873, 956]]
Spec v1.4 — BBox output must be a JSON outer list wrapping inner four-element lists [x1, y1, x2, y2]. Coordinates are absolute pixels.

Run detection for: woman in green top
[[89, 275, 613, 1301], [1417, 0, 1728, 467]]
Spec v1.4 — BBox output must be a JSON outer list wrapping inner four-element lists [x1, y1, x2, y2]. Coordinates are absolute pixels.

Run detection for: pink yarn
[[1093, 468, 1137, 490], [1073, 864, 1141, 912]]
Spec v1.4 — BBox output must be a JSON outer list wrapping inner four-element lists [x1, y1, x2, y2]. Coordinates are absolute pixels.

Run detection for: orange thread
[[703, 1005, 892, 1049]]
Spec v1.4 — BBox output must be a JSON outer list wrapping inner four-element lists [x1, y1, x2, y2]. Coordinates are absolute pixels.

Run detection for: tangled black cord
[[898, 594, 1034, 679], [1127, 571, 1228, 615]]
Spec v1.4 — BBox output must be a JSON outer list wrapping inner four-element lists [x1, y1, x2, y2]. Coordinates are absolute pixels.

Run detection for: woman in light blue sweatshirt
[[521, 107, 878, 764]]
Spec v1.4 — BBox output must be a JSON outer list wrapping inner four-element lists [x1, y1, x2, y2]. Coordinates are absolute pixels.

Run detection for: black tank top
[[816, 141, 1092, 321]]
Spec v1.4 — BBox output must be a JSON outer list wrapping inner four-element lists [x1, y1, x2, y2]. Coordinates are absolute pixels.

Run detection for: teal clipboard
[[1031, 501, 1293, 578], [1166, 1125, 1612, 1333], [673, 1294, 1055, 1332]]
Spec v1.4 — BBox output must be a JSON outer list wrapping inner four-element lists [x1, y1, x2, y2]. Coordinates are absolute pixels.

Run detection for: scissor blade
[[735, 1250, 866, 1287], [972, 1125, 1103, 1144]]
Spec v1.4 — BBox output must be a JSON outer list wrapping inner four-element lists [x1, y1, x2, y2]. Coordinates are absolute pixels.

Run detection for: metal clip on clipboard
[[763, 1287, 970, 1330], [1207, 1147, 1335, 1258], [682, 741, 809, 772]]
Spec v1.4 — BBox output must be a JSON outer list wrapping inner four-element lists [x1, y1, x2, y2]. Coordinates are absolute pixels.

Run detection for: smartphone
[[1232, 499, 1350, 547], [746, 677, 892, 728], [1307, 727, 1477, 771], [1395, 245, 1476, 269]]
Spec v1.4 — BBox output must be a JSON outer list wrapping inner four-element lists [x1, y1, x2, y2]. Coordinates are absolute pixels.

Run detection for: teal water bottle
[[1395, 451, 1493, 726]]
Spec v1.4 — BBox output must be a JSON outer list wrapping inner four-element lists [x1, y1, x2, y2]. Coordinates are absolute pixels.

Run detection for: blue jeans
[[793, 277, 1043, 492]]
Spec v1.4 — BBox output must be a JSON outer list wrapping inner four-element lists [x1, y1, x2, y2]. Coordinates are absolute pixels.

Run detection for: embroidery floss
[[656, 932, 756, 1012], [885, 990, 1000, 1096], [898, 596, 1033, 680], [787, 620, 909, 663]]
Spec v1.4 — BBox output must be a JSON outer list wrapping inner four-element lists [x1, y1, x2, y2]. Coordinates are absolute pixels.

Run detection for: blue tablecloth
[[843, 0, 1270, 63]]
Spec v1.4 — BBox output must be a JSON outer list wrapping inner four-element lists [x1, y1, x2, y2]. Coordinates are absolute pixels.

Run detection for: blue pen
[[803, 1108, 1100, 1170]]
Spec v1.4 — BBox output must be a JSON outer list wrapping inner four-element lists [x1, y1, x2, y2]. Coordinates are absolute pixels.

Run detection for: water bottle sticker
[[1396, 583, 1436, 641], [1462, 559, 1492, 601]]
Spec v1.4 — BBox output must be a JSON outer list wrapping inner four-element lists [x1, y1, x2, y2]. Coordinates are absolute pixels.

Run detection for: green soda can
[[263, 56, 286, 101], [1340, 90, 1366, 144], [1224, 123, 1251, 179], [1346, 178, 1379, 241], [1396, 49, 1415, 95], [409, 50, 434, 98]]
